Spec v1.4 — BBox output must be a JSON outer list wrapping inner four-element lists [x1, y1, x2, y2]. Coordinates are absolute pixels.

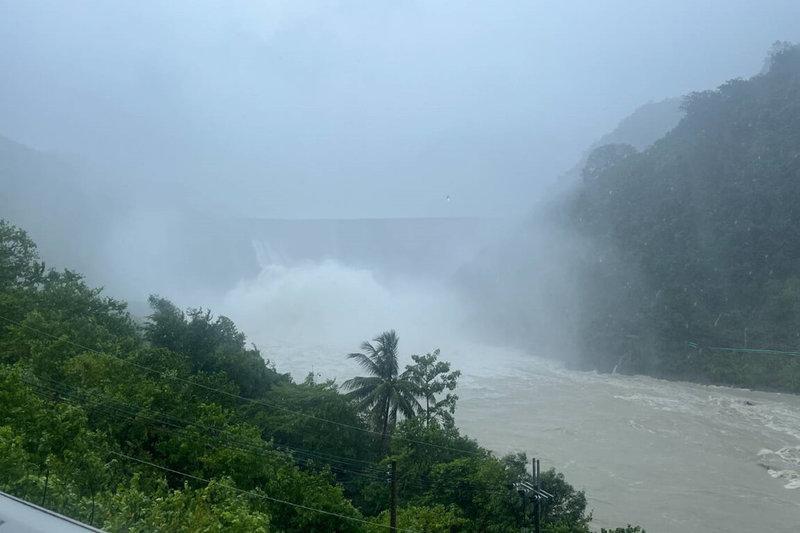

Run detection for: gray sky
[[1, 0, 798, 218]]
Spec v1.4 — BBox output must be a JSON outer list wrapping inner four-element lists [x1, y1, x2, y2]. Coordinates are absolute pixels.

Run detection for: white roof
[[0, 491, 105, 533]]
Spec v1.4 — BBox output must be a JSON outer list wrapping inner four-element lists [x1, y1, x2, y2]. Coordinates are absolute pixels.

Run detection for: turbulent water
[[454, 352, 800, 533], [212, 257, 800, 533], [219, 333, 800, 533]]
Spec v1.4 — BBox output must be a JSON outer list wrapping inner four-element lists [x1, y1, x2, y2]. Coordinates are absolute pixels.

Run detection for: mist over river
[[210, 234, 800, 533]]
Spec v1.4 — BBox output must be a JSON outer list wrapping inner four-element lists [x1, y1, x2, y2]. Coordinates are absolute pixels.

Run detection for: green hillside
[[571, 43, 800, 391], [0, 219, 645, 532]]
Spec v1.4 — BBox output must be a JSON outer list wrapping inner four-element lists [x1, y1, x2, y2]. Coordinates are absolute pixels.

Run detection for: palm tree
[[342, 330, 420, 452]]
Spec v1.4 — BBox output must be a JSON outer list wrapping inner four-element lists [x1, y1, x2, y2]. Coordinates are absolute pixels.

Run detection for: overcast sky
[[1, 1, 798, 218]]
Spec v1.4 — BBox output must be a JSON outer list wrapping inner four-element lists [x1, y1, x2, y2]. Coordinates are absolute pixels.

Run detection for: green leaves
[[342, 333, 465, 457], [103, 477, 273, 533], [368, 504, 467, 532], [0, 224, 621, 532], [0, 220, 45, 290], [342, 330, 422, 453], [405, 349, 461, 428], [571, 43, 800, 391], [144, 296, 287, 398]]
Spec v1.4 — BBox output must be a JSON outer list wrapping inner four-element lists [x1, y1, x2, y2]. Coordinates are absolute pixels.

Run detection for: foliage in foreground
[[0, 219, 637, 531]]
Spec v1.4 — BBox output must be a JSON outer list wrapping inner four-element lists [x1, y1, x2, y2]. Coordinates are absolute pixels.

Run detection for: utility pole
[[515, 456, 552, 533], [517, 485, 527, 531], [534, 458, 541, 533], [390, 460, 398, 531]]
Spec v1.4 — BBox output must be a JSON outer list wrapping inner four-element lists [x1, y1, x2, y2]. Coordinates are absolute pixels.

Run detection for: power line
[[14, 375, 517, 532], [22, 375, 391, 483], [109, 451, 421, 533], [23, 373, 508, 496], [29, 388, 389, 488], [0, 313, 484, 457], [1, 313, 618, 501], [28, 373, 388, 473], [21, 376, 525, 530], [708, 345, 800, 357]]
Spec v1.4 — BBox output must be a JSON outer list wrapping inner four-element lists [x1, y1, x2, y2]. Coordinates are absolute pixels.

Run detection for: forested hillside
[[453, 99, 683, 358], [0, 220, 644, 531], [571, 43, 800, 391]]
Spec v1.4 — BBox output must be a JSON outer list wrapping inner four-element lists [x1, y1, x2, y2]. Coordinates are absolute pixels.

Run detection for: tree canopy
[[0, 219, 639, 532], [342, 330, 420, 453], [570, 43, 800, 391]]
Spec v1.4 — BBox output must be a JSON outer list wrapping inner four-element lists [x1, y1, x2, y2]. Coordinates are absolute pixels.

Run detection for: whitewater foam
[[215, 255, 800, 532]]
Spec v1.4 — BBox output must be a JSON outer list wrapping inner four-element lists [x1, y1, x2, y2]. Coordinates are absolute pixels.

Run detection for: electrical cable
[[23, 374, 511, 495], [109, 451, 421, 532], [22, 376, 391, 483], [0, 313, 484, 457]]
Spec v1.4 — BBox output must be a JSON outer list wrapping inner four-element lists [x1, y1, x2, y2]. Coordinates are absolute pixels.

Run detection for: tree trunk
[[390, 460, 397, 531], [380, 395, 391, 453], [41, 469, 49, 507], [425, 395, 430, 428]]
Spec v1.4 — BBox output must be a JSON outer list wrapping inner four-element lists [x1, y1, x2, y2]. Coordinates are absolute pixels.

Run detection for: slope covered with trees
[[0, 220, 643, 531], [571, 43, 800, 392]]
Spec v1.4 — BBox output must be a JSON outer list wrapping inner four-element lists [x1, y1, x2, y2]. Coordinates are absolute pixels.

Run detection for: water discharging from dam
[[214, 230, 800, 533]]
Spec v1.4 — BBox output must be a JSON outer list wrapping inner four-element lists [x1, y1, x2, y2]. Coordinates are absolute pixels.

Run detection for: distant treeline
[[571, 42, 800, 392]]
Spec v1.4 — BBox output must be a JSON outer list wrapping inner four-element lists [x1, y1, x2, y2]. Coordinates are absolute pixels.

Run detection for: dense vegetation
[[571, 42, 800, 392], [0, 220, 643, 531]]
